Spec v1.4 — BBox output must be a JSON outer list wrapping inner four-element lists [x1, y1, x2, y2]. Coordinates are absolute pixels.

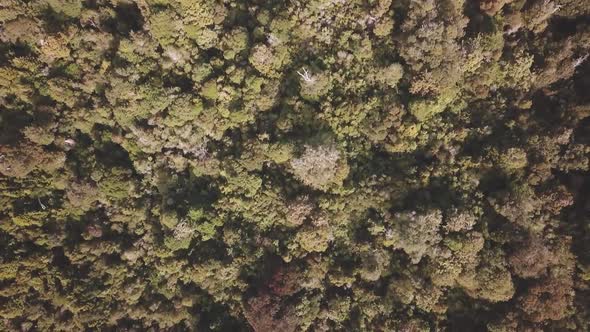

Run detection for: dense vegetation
[[1, 0, 589, 330]]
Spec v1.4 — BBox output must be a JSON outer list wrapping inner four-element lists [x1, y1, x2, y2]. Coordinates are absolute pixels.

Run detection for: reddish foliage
[[519, 276, 574, 322], [243, 293, 297, 332], [268, 266, 302, 297], [508, 237, 555, 278]]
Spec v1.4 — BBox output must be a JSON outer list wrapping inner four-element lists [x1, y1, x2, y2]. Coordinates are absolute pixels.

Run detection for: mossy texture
[[1, 0, 590, 331]]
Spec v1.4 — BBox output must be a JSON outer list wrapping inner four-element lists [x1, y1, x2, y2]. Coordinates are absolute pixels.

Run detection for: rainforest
[[0, 0, 589, 331]]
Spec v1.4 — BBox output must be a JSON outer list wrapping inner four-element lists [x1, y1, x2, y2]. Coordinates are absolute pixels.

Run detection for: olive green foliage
[[1, 0, 590, 331]]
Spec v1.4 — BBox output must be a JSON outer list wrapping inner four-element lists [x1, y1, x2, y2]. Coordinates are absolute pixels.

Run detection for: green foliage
[[95, 167, 134, 201], [0, 0, 589, 330], [249, 44, 287, 78], [45, 0, 82, 18], [383, 210, 443, 264]]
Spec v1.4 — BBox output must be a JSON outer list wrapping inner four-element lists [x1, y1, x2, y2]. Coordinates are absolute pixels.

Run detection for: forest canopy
[[1, 0, 590, 331]]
